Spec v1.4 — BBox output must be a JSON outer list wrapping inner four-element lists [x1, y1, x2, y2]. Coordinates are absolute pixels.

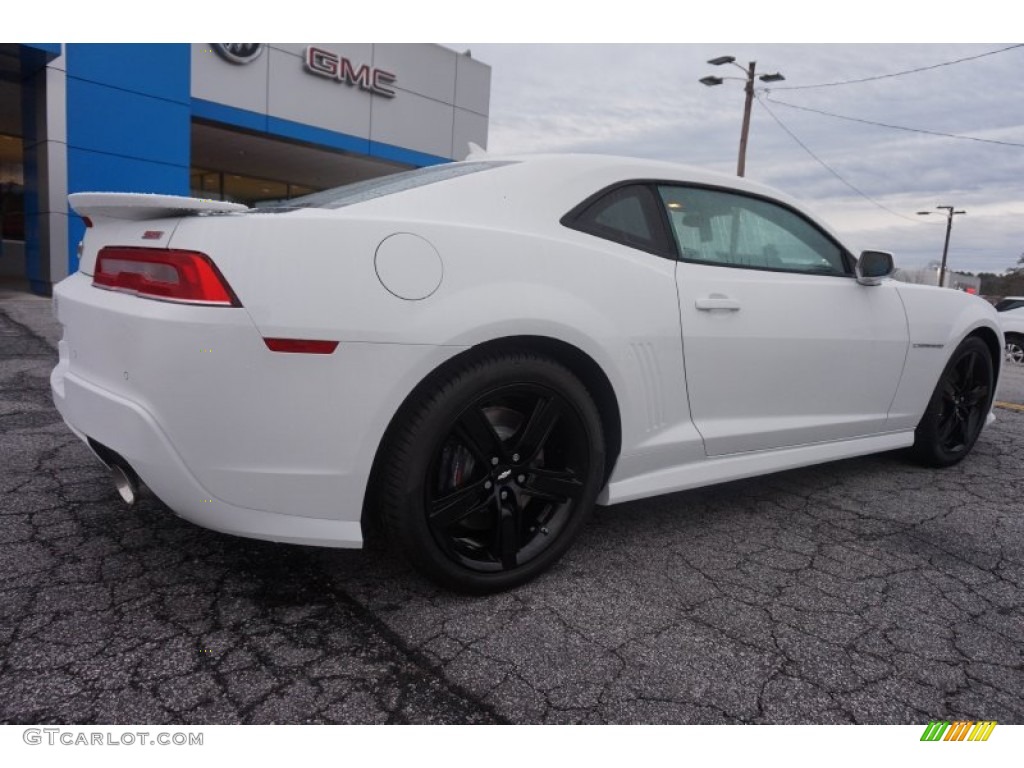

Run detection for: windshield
[[259, 161, 514, 211]]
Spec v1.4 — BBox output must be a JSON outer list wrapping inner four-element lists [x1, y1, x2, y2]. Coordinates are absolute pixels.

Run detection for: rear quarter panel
[[167, 208, 701, 490]]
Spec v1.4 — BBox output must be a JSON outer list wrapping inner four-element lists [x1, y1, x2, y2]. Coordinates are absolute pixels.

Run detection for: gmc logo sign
[[305, 46, 396, 98]]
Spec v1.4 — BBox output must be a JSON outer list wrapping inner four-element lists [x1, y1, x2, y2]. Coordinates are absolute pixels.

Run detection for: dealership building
[[0, 43, 491, 294]]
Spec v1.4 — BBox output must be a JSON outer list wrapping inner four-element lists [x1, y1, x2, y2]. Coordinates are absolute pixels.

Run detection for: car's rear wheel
[[377, 351, 605, 593], [912, 336, 993, 467], [1006, 333, 1024, 365]]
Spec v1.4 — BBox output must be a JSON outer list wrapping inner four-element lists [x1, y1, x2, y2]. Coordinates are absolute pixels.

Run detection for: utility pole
[[737, 62, 755, 177], [917, 206, 966, 288]]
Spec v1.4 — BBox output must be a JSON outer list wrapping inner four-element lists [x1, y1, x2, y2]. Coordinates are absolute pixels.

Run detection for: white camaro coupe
[[51, 154, 1003, 592]]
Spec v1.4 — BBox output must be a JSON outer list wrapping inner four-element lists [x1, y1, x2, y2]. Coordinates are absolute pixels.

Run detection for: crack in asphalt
[[1, 304, 1021, 724]]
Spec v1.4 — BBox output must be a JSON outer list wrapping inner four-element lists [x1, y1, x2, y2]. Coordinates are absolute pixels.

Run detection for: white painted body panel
[[999, 305, 1024, 337], [675, 262, 908, 455], [51, 154, 1003, 548]]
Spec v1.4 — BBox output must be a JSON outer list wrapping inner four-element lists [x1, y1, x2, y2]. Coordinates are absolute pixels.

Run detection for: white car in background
[[50, 154, 1003, 592], [995, 296, 1024, 363]]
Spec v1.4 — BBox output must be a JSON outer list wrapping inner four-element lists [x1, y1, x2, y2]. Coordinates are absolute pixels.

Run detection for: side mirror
[[856, 250, 894, 286]]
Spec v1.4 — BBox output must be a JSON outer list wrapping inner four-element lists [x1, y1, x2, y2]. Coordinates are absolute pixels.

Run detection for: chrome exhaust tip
[[110, 464, 138, 506]]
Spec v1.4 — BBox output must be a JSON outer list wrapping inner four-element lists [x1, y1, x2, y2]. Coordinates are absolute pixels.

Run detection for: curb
[[995, 401, 1024, 413]]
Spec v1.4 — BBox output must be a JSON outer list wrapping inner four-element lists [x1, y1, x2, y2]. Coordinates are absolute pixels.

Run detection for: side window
[[657, 185, 849, 276], [565, 184, 672, 257]]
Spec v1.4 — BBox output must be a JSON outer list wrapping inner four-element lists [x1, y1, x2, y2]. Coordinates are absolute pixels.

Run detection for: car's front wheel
[[912, 336, 994, 467], [377, 351, 606, 593]]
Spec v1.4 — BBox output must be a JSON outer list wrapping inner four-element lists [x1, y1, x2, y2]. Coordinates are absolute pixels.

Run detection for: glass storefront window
[[0, 133, 24, 242], [189, 167, 321, 208]]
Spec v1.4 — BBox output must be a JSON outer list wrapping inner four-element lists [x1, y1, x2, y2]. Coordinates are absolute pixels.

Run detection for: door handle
[[695, 295, 741, 311]]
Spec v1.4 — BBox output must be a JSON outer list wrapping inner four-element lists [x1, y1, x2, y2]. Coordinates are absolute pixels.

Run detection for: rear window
[[261, 161, 514, 211]]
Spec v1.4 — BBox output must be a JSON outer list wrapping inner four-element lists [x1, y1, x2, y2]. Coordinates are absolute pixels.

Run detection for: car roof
[[489, 152, 796, 201], [468, 152, 847, 243]]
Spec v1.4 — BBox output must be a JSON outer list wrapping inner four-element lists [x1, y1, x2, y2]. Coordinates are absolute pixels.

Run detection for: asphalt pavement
[[996, 355, 1024, 408], [1, 291, 1021, 724]]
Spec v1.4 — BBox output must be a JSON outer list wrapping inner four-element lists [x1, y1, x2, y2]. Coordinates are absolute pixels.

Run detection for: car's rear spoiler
[[68, 192, 248, 222]]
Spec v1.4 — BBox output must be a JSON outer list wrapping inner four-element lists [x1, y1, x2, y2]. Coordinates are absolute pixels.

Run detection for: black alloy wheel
[[912, 336, 994, 467], [377, 352, 605, 593]]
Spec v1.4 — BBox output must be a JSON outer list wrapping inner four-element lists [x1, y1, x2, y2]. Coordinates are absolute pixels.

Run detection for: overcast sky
[[450, 44, 1024, 274]]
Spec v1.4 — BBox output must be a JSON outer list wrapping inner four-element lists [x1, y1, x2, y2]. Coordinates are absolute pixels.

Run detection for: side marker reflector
[[263, 338, 339, 354]]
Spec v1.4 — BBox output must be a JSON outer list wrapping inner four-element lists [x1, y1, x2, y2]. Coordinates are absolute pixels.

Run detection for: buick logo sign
[[213, 44, 264, 65]]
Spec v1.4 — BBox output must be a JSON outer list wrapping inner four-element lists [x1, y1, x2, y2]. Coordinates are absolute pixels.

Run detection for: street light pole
[[917, 206, 966, 288], [700, 56, 785, 178]]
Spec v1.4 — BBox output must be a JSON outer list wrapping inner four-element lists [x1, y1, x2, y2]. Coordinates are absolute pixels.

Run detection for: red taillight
[[263, 338, 339, 354], [93, 247, 241, 307]]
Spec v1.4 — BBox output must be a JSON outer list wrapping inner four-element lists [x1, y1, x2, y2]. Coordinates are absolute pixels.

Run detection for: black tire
[[377, 351, 605, 593], [1006, 333, 1024, 365], [912, 336, 994, 467]]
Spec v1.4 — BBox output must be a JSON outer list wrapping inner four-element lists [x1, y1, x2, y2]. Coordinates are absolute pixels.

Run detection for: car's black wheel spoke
[[454, 407, 506, 463], [937, 411, 958, 444], [965, 406, 983, 444], [961, 352, 977, 384], [522, 468, 583, 502], [430, 479, 492, 529], [965, 384, 989, 407], [952, 417, 968, 450], [497, 502, 518, 570], [513, 396, 562, 463]]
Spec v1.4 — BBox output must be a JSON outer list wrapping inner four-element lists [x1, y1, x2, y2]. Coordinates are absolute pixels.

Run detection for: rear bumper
[[52, 352, 364, 547], [50, 271, 465, 548]]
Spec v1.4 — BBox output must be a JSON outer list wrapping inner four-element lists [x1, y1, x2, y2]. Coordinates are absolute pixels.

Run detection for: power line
[[754, 95, 941, 225], [772, 44, 1024, 91], [764, 96, 1024, 148]]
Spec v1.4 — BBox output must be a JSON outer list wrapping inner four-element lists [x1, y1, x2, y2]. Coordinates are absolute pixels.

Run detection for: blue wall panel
[[67, 149, 189, 194], [67, 78, 191, 167], [64, 44, 191, 274], [66, 44, 190, 105]]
